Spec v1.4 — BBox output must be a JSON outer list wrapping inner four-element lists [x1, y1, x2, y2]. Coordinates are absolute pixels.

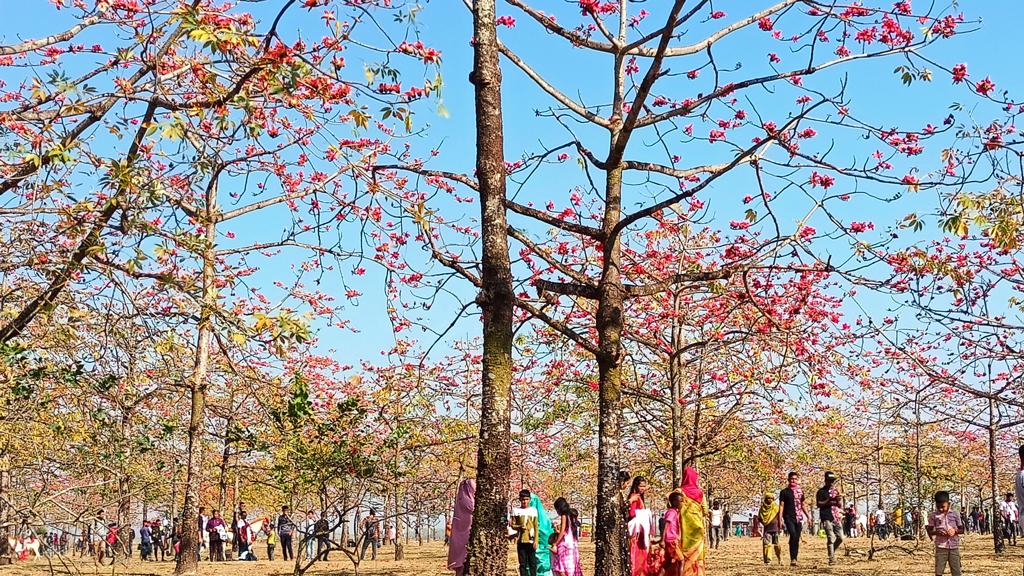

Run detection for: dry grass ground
[[3, 534, 1020, 575]]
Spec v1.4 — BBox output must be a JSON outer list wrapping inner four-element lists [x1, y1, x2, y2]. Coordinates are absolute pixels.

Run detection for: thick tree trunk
[[174, 185, 218, 576], [988, 397, 1004, 553], [464, 0, 513, 574]]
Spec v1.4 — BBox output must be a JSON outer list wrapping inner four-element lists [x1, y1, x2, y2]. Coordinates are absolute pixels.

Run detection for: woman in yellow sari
[[678, 467, 709, 576]]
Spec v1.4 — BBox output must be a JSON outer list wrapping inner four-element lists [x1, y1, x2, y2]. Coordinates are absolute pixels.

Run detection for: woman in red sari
[[626, 476, 653, 576]]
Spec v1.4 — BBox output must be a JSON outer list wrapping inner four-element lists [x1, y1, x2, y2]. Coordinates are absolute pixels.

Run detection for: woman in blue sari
[[530, 494, 554, 576]]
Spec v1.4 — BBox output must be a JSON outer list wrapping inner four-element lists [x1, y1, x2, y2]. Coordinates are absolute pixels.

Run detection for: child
[[758, 493, 782, 565], [267, 524, 277, 561], [547, 533, 558, 555], [663, 491, 682, 576], [926, 491, 964, 576]]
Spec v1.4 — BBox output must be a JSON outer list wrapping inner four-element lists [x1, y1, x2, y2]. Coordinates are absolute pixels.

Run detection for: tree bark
[[174, 182, 218, 576], [463, 0, 514, 574]]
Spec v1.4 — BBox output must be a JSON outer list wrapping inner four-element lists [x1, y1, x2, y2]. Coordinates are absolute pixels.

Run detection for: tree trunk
[[218, 393, 236, 512], [988, 397, 1004, 553], [668, 292, 683, 488], [593, 161, 626, 576], [174, 183, 218, 576], [463, 1, 514, 575]]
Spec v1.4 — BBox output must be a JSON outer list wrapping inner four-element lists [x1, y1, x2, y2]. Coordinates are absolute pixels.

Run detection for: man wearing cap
[[816, 471, 844, 565]]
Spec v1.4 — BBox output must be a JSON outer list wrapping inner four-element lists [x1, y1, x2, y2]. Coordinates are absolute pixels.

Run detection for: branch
[[534, 279, 599, 300], [497, 42, 611, 129], [502, 0, 615, 52], [0, 17, 100, 55]]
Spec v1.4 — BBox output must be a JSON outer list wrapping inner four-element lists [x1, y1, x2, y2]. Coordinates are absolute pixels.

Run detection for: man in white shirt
[[1000, 493, 1018, 545], [874, 507, 887, 540]]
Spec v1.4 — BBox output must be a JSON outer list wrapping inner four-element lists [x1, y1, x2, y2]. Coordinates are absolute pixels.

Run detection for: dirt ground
[[3, 535, 1021, 575]]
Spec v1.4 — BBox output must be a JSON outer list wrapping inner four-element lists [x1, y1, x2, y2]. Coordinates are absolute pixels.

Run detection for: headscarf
[[679, 466, 704, 503], [759, 493, 780, 525], [530, 494, 555, 576]]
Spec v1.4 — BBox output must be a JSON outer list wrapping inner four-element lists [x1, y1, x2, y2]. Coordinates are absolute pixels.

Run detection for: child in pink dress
[[551, 498, 582, 576]]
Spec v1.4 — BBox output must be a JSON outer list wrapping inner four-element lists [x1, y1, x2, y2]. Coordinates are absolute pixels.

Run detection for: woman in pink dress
[[551, 497, 582, 576]]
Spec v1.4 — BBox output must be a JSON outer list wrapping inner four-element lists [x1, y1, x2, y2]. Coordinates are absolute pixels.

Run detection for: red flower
[[975, 76, 995, 97], [710, 10, 726, 19], [951, 63, 968, 84], [495, 15, 516, 27], [758, 17, 773, 31]]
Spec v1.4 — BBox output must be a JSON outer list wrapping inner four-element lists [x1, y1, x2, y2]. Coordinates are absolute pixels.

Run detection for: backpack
[[105, 528, 118, 545]]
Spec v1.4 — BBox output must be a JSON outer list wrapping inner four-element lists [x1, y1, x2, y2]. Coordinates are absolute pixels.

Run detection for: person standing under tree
[[722, 507, 731, 541], [511, 489, 539, 576], [708, 500, 723, 550], [1000, 492, 1018, 546], [277, 506, 295, 562], [618, 471, 632, 576], [626, 478, 652, 576], [266, 524, 277, 561], [816, 471, 844, 565], [359, 509, 380, 561], [677, 467, 708, 576], [206, 510, 225, 562], [315, 513, 330, 560], [926, 491, 964, 576], [779, 471, 808, 567]]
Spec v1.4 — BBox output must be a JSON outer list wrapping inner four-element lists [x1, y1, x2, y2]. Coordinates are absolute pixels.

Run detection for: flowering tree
[[374, 2, 982, 573]]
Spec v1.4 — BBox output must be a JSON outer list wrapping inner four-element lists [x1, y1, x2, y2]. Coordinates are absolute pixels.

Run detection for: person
[[197, 506, 209, 557], [445, 520, 452, 546], [926, 491, 964, 576], [315, 512, 330, 560], [151, 521, 165, 562], [678, 467, 707, 576], [230, 502, 247, 555], [206, 510, 225, 561], [511, 489, 539, 576], [359, 509, 380, 561], [843, 506, 856, 538], [759, 493, 782, 565], [551, 497, 582, 576], [1001, 492, 1018, 545], [816, 471, 844, 565], [264, 522, 276, 557], [858, 511, 868, 538], [708, 500, 722, 550], [722, 508, 731, 541], [300, 510, 316, 561], [1015, 445, 1024, 575], [663, 490, 683, 576], [968, 507, 979, 533], [447, 461, 476, 576], [626, 477, 652, 576], [875, 505, 888, 540], [529, 492, 555, 576], [778, 471, 808, 566], [386, 523, 397, 547], [237, 511, 255, 559], [140, 522, 153, 561], [277, 505, 296, 561], [618, 470, 632, 576]]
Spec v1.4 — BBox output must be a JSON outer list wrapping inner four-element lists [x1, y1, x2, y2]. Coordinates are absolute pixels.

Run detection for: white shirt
[[710, 509, 723, 527], [874, 509, 886, 524], [1000, 501, 1019, 521]]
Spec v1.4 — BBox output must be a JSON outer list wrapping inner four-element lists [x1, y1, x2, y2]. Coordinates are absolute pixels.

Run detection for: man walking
[[779, 471, 808, 566], [277, 505, 296, 561], [816, 471, 844, 565]]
